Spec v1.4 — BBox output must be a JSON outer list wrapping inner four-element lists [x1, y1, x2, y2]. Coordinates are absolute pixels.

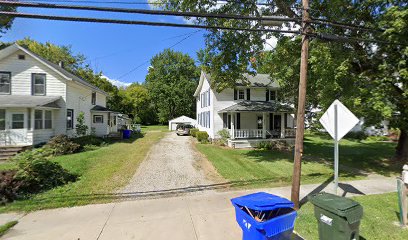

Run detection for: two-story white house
[[0, 43, 124, 147], [195, 71, 296, 148]]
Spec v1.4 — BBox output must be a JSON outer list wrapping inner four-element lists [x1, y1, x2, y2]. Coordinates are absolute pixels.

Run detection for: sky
[[1, 1, 207, 87]]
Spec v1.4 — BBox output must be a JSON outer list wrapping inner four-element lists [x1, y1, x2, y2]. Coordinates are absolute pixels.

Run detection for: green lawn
[[196, 134, 397, 189], [0, 221, 18, 237], [296, 192, 408, 239], [0, 131, 165, 213], [141, 125, 168, 132]]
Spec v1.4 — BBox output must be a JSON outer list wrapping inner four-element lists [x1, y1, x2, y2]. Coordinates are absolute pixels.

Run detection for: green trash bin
[[308, 192, 363, 240]]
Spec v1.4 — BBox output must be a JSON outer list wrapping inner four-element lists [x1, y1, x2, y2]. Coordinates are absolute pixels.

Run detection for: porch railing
[[234, 129, 264, 139], [284, 129, 296, 137]]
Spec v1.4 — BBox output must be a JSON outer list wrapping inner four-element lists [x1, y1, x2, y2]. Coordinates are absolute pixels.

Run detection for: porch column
[[262, 112, 266, 139], [231, 112, 235, 140], [280, 113, 285, 138], [30, 108, 35, 131]]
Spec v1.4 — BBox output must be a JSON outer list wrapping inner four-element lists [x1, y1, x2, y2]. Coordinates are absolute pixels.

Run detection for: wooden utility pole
[[291, 0, 310, 209]]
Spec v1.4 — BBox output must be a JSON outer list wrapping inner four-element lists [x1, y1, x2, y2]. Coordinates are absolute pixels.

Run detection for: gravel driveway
[[121, 132, 218, 194]]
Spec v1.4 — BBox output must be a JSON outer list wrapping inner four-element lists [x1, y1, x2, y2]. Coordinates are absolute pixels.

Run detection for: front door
[[8, 110, 28, 145]]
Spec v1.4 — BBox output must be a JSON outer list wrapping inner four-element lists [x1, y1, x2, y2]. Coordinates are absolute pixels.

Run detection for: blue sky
[[1, 1, 206, 86]]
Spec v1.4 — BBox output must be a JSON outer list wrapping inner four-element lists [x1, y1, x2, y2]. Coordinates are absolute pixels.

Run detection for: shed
[[168, 116, 197, 130]]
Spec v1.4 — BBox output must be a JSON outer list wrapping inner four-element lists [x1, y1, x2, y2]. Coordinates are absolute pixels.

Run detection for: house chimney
[[58, 61, 64, 68]]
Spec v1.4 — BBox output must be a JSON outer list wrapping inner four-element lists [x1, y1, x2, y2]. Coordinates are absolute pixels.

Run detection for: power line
[[116, 30, 199, 80], [1, 1, 299, 22], [0, 11, 300, 33]]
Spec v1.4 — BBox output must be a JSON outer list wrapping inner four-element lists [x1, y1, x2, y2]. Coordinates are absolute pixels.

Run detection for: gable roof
[[218, 100, 293, 113], [0, 44, 108, 96], [194, 70, 280, 96], [0, 95, 61, 108], [169, 115, 196, 123]]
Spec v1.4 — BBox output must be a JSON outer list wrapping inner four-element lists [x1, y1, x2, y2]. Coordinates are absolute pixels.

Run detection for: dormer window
[[91, 92, 96, 105], [270, 90, 277, 101], [18, 54, 25, 60], [0, 72, 11, 94], [32, 73, 46, 95], [238, 89, 245, 100]]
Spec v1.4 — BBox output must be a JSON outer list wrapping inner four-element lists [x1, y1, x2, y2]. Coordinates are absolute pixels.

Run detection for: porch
[[218, 100, 296, 148]]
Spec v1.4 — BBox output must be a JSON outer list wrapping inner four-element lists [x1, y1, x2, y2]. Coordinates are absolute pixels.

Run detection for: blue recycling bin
[[123, 129, 132, 139], [231, 192, 297, 240]]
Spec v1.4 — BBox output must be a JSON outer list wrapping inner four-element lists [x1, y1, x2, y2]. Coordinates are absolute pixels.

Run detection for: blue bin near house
[[231, 192, 297, 240], [123, 129, 132, 139]]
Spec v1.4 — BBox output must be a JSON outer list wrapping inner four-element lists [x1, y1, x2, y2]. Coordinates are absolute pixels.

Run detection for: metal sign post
[[319, 100, 359, 195], [334, 104, 339, 194]]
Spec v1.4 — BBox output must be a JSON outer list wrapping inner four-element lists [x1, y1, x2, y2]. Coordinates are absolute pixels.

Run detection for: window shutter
[[227, 114, 231, 129], [223, 113, 227, 128], [237, 113, 241, 129], [234, 89, 237, 100], [246, 89, 250, 100], [208, 91, 210, 106], [269, 113, 273, 130], [284, 113, 288, 128], [208, 111, 210, 128], [266, 89, 269, 101]]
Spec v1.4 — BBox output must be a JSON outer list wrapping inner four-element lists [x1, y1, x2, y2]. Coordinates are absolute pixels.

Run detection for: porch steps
[[107, 132, 122, 140], [0, 146, 29, 161]]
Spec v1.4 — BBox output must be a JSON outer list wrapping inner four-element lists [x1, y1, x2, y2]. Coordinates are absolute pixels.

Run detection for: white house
[[0, 43, 125, 147], [194, 71, 296, 148], [168, 115, 197, 131]]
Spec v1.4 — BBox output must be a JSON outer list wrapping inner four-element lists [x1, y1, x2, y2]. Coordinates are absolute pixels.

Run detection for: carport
[[168, 116, 197, 131]]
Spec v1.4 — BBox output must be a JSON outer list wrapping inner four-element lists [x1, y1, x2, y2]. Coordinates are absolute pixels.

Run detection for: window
[[91, 92, 96, 105], [0, 109, 5, 130], [27, 109, 31, 129], [208, 90, 210, 106], [113, 116, 116, 125], [12, 114, 24, 129], [18, 54, 25, 60], [0, 72, 11, 94], [93, 115, 104, 123], [270, 90, 277, 101], [34, 110, 43, 129], [32, 73, 46, 95], [238, 89, 245, 100], [44, 111, 52, 129], [67, 109, 74, 129]]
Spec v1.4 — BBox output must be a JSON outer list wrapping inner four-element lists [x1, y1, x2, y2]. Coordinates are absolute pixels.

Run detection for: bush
[[256, 140, 294, 151], [217, 129, 230, 146], [0, 170, 22, 204], [344, 131, 367, 141], [72, 135, 107, 148], [45, 135, 80, 156], [15, 157, 77, 195], [190, 128, 199, 137], [196, 131, 209, 143]]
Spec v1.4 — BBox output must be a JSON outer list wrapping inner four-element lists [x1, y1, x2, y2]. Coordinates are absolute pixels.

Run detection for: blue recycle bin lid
[[231, 192, 294, 211]]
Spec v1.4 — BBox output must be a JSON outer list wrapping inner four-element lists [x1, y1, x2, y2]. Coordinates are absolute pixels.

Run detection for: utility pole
[[291, 0, 310, 209]]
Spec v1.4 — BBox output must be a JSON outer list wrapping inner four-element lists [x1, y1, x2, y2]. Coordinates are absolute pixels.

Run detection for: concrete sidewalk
[[1, 176, 396, 240]]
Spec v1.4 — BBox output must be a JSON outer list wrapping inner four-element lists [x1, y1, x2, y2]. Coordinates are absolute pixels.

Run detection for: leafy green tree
[[163, 1, 408, 161], [122, 83, 157, 124], [0, 2, 17, 37], [145, 49, 199, 123], [75, 112, 88, 136]]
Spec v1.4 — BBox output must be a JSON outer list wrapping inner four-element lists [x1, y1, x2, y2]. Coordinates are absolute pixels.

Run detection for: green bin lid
[[308, 192, 363, 224]]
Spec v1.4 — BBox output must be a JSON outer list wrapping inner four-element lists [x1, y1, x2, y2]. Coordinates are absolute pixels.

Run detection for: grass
[[296, 192, 408, 239], [0, 221, 18, 237], [0, 131, 165, 213], [196, 134, 397, 189], [141, 125, 168, 132]]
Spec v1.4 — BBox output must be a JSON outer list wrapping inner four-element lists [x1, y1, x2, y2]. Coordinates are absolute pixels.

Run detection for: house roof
[[0, 44, 109, 96], [169, 115, 196, 123], [218, 100, 293, 113], [91, 105, 112, 112], [0, 95, 61, 108], [194, 70, 279, 97]]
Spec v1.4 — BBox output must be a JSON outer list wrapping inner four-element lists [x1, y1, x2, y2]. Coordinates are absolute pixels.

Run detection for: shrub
[[196, 131, 209, 143], [75, 112, 88, 136], [12, 147, 54, 161], [72, 135, 107, 148], [45, 135, 80, 156], [366, 135, 389, 142], [0, 170, 22, 204], [344, 131, 367, 141], [190, 128, 199, 137], [15, 157, 77, 195], [257, 141, 272, 150], [217, 129, 230, 146], [256, 140, 294, 151]]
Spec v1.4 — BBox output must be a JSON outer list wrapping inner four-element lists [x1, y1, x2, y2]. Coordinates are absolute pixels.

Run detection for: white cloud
[[102, 75, 132, 88]]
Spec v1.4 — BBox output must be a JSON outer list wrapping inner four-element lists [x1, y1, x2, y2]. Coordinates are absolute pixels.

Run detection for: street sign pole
[[334, 103, 339, 194]]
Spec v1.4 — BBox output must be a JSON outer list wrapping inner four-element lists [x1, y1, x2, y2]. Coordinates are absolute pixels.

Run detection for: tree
[[75, 112, 88, 136], [122, 83, 157, 124], [0, 1, 17, 37], [145, 49, 199, 123], [162, 0, 408, 161]]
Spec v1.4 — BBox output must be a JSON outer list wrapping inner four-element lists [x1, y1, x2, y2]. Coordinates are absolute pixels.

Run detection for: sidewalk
[[1, 176, 396, 240]]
